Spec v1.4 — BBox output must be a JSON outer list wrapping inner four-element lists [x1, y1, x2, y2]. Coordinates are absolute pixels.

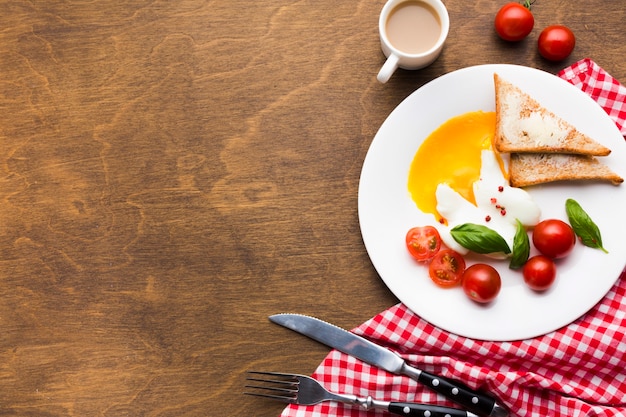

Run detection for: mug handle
[[377, 53, 400, 83]]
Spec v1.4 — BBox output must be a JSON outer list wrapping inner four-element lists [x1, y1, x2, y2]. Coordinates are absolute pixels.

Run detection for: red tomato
[[494, 3, 534, 41], [523, 255, 557, 291], [538, 25, 575, 61], [462, 264, 501, 303], [429, 249, 466, 288], [406, 226, 442, 262], [532, 219, 576, 259]]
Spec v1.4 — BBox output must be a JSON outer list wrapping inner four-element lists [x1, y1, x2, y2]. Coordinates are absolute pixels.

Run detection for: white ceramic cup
[[377, 0, 450, 83]]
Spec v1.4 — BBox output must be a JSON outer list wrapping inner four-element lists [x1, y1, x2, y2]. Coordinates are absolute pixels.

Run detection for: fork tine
[[246, 371, 299, 380], [245, 371, 299, 386], [244, 371, 299, 404], [243, 390, 296, 404]]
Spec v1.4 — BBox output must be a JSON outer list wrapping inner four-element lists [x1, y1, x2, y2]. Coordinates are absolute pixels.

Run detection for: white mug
[[377, 0, 450, 83]]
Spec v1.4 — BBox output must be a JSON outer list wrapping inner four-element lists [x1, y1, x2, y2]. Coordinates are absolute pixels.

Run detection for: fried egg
[[408, 111, 497, 218], [408, 111, 541, 256]]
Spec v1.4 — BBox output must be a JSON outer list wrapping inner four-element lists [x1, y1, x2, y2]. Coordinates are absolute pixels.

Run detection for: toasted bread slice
[[509, 153, 623, 187], [494, 74, 611, 156]]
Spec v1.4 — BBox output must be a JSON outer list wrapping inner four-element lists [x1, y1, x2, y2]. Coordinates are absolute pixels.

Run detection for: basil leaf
[[450, 223, 511, 254], [565, 198, 608, 254], [509, 219, 530, 269]]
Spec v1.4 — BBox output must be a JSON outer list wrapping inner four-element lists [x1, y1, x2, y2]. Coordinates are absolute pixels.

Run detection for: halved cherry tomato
[[523, 255, 557, 291], [428, 249, 466, 288], [494, 2, 534, 42], [532, 219, 575, 259], [462, 264, 501, 303], [538, 25, 575, 61], [406, 226, 442, 262]]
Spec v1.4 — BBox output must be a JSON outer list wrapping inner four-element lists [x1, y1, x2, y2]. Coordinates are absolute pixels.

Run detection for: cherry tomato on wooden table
[[406, 226, 442, 262], [523, 255, 557, 291], [462, 264, 501, 303], [532, 219, 576, 259], [538, 25, 576, 61], [494, 2, 534, 41], [429, 249, 466, 288]]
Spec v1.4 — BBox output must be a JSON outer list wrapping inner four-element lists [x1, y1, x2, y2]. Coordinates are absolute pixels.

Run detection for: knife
[[269, 313, 509, 417]]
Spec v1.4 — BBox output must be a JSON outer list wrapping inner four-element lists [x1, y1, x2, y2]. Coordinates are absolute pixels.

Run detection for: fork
[[245, 371, 479, 417]]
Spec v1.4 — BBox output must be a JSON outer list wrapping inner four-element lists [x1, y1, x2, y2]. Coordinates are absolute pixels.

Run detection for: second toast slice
[[509, 153, 623, 187]]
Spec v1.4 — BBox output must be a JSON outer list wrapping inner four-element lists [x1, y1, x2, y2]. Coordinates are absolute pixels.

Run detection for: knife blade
[[269, 313, 509, 417]]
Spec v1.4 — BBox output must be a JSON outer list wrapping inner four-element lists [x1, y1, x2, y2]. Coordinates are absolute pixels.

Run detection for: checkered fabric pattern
[[279, 60, 626, 417], [558, 58, 626, 136]]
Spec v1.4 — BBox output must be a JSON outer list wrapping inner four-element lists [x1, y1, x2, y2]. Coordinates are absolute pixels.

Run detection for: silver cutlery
[[245, 371, 479, 417], [269, 313, 509, 417]]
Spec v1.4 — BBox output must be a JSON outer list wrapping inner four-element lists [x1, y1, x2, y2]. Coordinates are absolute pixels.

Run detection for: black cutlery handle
[[388, 402, 472, 417], [416, 370, 505, 417]]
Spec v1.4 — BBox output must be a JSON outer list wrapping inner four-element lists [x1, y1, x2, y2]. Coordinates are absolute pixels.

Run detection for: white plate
[[358, 64, 626, 341]]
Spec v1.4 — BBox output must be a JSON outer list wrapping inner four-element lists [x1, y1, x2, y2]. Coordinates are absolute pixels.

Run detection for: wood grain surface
[[0, 1, 624, 416]]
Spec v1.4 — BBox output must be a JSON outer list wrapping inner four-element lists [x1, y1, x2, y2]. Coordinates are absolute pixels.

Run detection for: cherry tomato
[[406, 226, 442, 262], [538, 25, 575, 61], [532, 219, 576, 259], [494, 2, 534, 42], [428, 249, 466, 288], [523, 255, 557, 291], [462, 264, 501, 303]]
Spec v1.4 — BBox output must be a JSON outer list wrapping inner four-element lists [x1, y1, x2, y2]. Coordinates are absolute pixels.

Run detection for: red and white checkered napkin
[[558, 58, 626, 136], [279, 60, 626, 417]]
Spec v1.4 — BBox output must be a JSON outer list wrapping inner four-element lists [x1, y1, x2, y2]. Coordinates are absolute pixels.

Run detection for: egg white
[[434, 150, 541, 257]]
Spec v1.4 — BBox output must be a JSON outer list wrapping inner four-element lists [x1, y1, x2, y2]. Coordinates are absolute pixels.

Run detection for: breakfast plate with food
[[358, 64, 626, 341]]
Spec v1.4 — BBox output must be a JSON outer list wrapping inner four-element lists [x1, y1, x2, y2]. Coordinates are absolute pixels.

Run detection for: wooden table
[[0, 1, 623, 416]]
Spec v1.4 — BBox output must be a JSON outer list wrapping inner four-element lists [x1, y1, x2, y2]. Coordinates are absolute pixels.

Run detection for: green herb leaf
[[450, 223, 511, 255], [509, 219, 530, 269], [565, 198, 608, 254]]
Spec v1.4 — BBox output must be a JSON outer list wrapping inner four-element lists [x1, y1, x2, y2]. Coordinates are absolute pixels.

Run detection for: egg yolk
[[408, 111, 499, 220]]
